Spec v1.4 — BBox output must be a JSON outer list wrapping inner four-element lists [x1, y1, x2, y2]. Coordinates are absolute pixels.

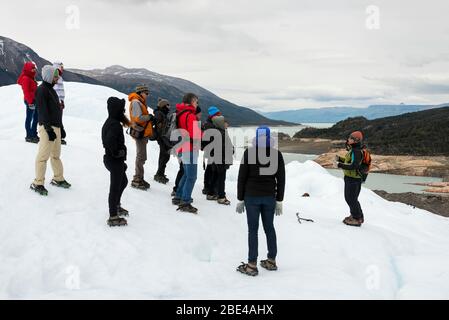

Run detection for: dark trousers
[[173, 160, 184, 192], [245, 196, 277, 264], [156, 140, 170, 176], [215, 164, 228, 198], [204, 163, 217, 195], [25, 102, 38, 138], [344, 176, 364, 219], [104, 156, 128, 217]]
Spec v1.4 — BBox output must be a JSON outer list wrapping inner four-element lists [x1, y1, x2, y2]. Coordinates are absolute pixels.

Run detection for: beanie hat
[[135, 84, 149, 94], [157, 98, 170, 108], [53, 61, 64, 70], [349, 131, 363, 142], [195, 106, 202, 114], [208, 106, 220, 117]]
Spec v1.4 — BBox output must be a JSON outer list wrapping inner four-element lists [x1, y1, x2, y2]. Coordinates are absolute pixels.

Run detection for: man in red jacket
[[17, 61, 39, 143], [172, 93, 202, 213]]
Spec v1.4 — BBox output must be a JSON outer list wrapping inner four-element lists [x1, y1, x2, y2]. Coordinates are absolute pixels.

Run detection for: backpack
[[160, 109, 189, 148], [358, 146, 372, 183]]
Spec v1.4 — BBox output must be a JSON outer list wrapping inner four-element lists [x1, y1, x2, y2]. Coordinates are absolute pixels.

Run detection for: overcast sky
[[2, 0, 449, 111]]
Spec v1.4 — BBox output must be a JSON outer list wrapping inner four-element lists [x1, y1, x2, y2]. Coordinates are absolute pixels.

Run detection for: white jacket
[[54, 76, 65, 102]]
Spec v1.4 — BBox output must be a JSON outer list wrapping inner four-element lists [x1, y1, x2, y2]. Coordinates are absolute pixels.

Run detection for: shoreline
[[278, 138, 449, 182]]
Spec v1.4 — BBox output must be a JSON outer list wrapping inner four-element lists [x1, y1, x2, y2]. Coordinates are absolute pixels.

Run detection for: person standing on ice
[[52, 61, 67, 145], [153, 98, 171, 184], [102, 97, 130, 227], [236, 126, 285, 276], [128, 85, 153, 191], [30, 65, 71, 196], [334, 131, 365, 227], [201, 106, 234, 205], [17, 61, 39, 143], [172, 93, 202, 213]]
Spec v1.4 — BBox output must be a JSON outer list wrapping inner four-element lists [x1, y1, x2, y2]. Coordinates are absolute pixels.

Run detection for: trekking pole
[[296, 212, 314, 224]]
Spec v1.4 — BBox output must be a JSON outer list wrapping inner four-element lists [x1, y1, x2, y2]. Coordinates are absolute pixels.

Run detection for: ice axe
[[296, 212, 314, 224]]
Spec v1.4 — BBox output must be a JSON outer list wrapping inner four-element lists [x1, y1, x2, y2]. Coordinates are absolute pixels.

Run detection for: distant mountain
[[0, 36, 101, 86], [0, 36, 291, 127], [294, 106, 449, 156], [264, 104, 449, 123], [70, 65, 291, 126]]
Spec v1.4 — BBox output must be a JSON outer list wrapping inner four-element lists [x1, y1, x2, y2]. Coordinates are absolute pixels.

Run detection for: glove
[[60, 101, 65, 109], [28, 104, 36, 110], [45, 126, 57, 142], [61, 127, 66, 139], [236, 201, 245, 214], [275, 201, 283, 216]]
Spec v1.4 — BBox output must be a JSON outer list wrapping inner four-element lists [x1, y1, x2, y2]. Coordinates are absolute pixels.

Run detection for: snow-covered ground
[[1, 82, 449, 299]]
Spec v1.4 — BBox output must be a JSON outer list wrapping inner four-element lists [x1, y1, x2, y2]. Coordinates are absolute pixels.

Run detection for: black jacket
[[102, 97, 127, 161], [35, 81, 63, 128], [237, 147, 285, 201]]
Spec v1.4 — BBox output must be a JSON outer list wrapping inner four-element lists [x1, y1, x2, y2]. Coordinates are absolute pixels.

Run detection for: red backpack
[[358, 145, 372, 182]]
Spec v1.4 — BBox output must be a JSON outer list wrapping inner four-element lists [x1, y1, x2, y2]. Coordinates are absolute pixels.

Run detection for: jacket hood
[[17, 62, 36, 84], [176, 103, 196, 114], [42, 65, 57, 84], [128, 92, 146, 104], [107, 97, 126, 121]]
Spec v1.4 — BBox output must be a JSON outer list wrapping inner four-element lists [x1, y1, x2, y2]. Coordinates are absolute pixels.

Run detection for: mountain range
[[294, 106, 449, 156], [264, 104, 449, 123], [0, 35, 288, 126]]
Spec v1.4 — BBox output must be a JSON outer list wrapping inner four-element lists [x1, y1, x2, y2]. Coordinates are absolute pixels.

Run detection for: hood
[[107, 97, 126, 121], [211, 115, 226, 130], [176, 103, 196, 114], [128, 92, 146, 105], [252, 126, 275, 148], [41, 65, 58, 84], [17, 62, 36, 84]]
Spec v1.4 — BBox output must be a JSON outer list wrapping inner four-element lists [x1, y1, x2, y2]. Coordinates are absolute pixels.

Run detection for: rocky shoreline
[[278, 137, 449, 179], [373, 190, 449, 217]]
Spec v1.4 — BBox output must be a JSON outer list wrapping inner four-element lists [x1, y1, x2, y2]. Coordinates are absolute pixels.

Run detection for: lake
[[228, 125, 442, 194]]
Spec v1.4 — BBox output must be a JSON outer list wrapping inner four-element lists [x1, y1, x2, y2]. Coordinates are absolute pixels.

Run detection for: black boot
[[107, 215, 127, 227], [30, 183, 48, 196]]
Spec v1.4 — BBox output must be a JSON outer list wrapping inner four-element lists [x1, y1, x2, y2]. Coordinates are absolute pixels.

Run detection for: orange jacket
[[128, 92, 153, 138]]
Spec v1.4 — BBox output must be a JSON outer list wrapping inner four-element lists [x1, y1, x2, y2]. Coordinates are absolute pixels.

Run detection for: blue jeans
[[245, 196, 277, 264], [175, 152, 198, 204], [25, 102, 38, 138]]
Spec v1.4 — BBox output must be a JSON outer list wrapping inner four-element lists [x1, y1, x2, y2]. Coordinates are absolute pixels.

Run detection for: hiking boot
[[206, 194, 218, 201], [217, 197, 231, 205], [154, 174, 169, 184], [260, 259, 278, 271], [172, 197, 181, 206], [117, 205, 129, 217], [107, 215, 127, 227], [131, 180, 149, 190], [177, 203, 198, 214], [237, 262, 258, 277], [202, 188, 208, 195], [171, 190, 177, 197], [25, 137, 39, 144], [50, 179, 71, 189], [343, 216, 363, 227], [30, 183, 48, 196], [61, 139, 67, 145]]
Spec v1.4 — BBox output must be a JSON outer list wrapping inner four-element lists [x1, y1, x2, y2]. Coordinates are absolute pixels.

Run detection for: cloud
[[263, 87, 380, 103], [367, 75, 449, 95]]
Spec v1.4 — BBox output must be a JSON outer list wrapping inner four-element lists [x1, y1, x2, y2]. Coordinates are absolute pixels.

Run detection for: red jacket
[[176, 103, 202, 153], [17, 62, 37, 105]]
